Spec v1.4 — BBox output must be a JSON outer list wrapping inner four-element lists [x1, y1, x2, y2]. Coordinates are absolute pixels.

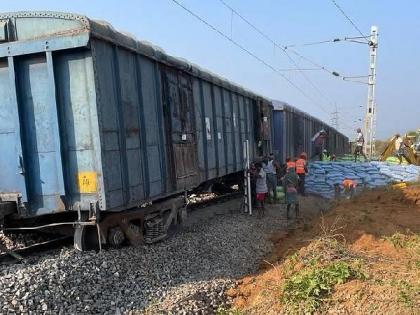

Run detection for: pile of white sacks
[[305, 161, 420, 199]]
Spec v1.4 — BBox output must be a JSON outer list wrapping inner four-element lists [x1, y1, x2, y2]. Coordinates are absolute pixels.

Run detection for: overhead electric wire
[[285, 38, 340, 48], [216, 0, 339, 112], [342, 77, 369, 85], [283, 35, 370, 48], [216, 0, 369, 112], [218, 0, 354, 80], [169, 0, 329, 113], [343, 75, 369, 79], [276, 67, 325, 72], [282, 49, 336, 108], [288, 48, 369, 85], [330, 0, 369, 42], [284, 48, 338, 76]]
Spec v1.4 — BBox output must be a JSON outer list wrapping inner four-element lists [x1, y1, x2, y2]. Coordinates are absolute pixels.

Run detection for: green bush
[[282, 261, 365, 313]]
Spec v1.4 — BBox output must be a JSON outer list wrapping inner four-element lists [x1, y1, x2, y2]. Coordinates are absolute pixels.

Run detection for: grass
[[216, 307, 243, 315], [281, 261, 365, 314], [385, 232, 420, 249], [280, 218, 368, 314], [384, 232, 420, 309], [392, 280, 420, 308]]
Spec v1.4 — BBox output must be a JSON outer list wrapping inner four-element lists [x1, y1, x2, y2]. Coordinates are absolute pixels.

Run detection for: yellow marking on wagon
[[77, 172, 97, 193]]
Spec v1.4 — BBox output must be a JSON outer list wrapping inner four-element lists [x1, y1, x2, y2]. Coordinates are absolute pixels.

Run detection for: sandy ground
[[228, 186, 420, 314]]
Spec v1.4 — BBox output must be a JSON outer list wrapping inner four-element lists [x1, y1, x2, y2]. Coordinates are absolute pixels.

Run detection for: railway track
[[0, 235, 72, 264], [0, 191, 244, 264], [187, 191, 243, 211]]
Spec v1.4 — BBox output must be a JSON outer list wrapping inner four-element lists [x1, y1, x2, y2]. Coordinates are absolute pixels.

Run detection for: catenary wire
[[283, 35, 370, 48], [330, 0, 369, 42], [169, 0, 330, 113], [216, 0, 367, 109], [218, 0, 350, 78], [216, 0, 341, 111]]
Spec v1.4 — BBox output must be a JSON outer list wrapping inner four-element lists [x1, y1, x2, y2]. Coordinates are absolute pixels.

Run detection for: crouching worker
[[283, 167, 300, 221], [254, 162, 268, 217], [342, 178, 357, 199]]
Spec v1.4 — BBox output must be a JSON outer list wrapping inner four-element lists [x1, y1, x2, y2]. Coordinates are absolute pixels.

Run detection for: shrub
[[282, 261, 365, 314]]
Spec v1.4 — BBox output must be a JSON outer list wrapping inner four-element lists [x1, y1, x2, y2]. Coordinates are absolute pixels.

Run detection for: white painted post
[[246, 140, 252, 216], [243, 140, 248, 213]]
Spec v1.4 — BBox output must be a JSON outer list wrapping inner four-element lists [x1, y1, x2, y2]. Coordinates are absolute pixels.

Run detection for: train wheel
[[74, 224, 100, 251], [108, 226, 125, 248]]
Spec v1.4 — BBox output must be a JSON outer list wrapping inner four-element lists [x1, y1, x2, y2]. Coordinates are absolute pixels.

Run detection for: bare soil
[[229, 186, 420, 314]]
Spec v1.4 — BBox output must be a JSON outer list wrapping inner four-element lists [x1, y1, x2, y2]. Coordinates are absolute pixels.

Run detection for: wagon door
[[162, 68, 199, 191], [16, 54, 65, 214], [0, 54, 65, 214], [0, 58, 28, 207]]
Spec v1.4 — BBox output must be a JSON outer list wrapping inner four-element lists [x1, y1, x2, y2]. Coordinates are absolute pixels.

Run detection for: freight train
[[0, 12, 348, 250], [272, 100, 349, 162]]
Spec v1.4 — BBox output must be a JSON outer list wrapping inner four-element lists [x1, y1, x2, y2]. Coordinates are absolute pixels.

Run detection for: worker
[[249, 162, 257, 207], [354, 128, 368, 162], [263, 154, 279, 203], [283, 167, 300, 220], [322, 149, 330, 161], [311, 129, 328, 161], [286, 157, 296, 171], [394, 134, 406, 164], [342, 178, 357, 199], [254, 162, 267, 217], [295, 153, 308, 196]]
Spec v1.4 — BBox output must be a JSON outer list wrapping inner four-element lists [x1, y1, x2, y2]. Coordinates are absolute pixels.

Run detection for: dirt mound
[[229, 186, 420, 314]]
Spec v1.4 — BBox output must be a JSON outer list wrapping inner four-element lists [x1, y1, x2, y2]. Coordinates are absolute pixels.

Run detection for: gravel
[[0, 199, 287, 314], [0, 232, 50, 254]]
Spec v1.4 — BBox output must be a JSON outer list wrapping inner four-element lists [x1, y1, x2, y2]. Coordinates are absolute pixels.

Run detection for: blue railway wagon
[[0, 12, 271, 248], [272, 100, 349, 162]]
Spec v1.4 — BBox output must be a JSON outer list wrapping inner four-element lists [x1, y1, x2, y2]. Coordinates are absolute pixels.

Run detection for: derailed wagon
[[272, 100, 349, 162], [0, 12, 273, 249]]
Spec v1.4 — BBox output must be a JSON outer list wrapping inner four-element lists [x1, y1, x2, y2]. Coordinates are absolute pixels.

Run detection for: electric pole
[[363, 26, 378, 158]]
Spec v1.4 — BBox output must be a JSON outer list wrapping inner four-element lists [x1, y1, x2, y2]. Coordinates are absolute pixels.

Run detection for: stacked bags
[[305, 161, 420, 199]]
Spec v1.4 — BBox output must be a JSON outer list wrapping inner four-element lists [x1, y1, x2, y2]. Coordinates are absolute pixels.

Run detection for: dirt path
[[228, 186, 420, 314]]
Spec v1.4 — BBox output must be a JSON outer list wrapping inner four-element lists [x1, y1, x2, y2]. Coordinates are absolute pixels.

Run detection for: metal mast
[[364, 26, 378, 158]]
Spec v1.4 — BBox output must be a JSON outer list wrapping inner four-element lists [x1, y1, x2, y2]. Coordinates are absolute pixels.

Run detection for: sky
[[1, 0, 419, 139]]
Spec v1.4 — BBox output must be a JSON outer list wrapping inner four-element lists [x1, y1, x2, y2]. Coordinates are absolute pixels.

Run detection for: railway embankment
[[1, 198, 328, 314]]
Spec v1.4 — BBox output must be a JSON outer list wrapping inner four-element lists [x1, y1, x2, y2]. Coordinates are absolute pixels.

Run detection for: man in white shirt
[[262, 154, 279, 202], [253, 162, 268, 217], [354, 128, 368, 162]]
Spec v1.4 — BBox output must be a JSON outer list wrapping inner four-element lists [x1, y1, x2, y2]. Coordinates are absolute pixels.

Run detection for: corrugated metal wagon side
[[0, 12, 269, 250], [0, 12, 102, 219], [272, 100, 349, 162]]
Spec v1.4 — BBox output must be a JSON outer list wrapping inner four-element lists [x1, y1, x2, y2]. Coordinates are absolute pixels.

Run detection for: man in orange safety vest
[[286, 157, 296, 171], [342, 178, 357, 199], [295, 153, 308, 195]]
